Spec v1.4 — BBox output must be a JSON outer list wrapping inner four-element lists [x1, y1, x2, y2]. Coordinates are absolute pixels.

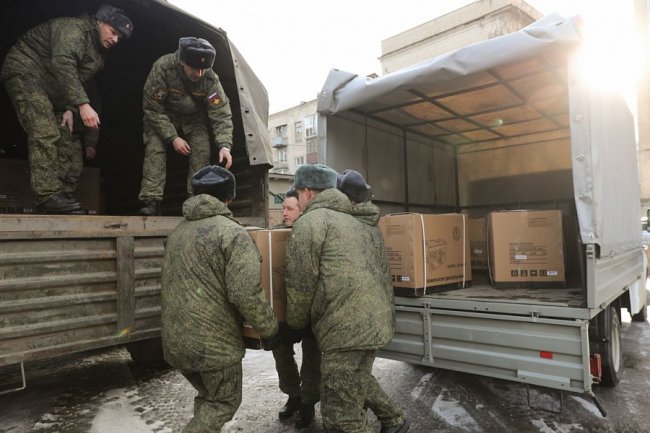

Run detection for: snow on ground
[[570, 396, 604, 418], [432, 388, 482, 432], [89, 388, 170, 433], [531, 419, 584, 433], [410, 372, 434, 400]]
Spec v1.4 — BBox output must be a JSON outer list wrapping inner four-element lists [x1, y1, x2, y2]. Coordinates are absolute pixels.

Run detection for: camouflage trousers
[[56, 129, 84, 196], [321, 350, 404, 433], [2, 74, 70, 204], [272, 330, 321, 405], [138, 124, 211, 201], [180, 362, 242, 433]]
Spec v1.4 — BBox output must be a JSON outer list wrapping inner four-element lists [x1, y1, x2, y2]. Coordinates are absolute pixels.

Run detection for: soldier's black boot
[[380, 418, 411, 433], [139, 200, 161, 216], [62, 192, 87, 214], [295, 403, 314, 428], [37, 192, 82, 214], [278, 395, 300, 420]]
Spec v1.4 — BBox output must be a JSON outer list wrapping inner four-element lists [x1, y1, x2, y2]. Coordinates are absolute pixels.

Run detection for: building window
[[278, 149, 287, 162], [274, 193, 285, 205], [305, 115, 317, 138], [295, 156, 304, 167], [275, 124, 288, 138], [306, 138, 318, 155], [294, 121, 303, 141]]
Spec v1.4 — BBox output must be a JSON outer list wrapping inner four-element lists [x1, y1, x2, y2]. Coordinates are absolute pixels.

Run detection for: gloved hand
[[262, 328, 283, 351], [280, 322, 304, 345]]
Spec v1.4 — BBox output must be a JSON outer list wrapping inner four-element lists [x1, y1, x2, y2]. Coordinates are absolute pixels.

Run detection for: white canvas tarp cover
[[317, 14, 642, 256]]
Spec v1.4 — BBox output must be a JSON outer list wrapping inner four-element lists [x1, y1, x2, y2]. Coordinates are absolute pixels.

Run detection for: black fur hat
[[191, 166, 236, 201], [96, 4, 133, 39], [179, 37, 216, 69], [285, 186, 299, 199], [294, 164, 338, 191], [337, 169, 372, 203]]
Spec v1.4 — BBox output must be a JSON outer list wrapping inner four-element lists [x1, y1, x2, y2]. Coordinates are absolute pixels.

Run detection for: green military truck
[[316, 15, 647, 413], [0, 0, 273, 392]]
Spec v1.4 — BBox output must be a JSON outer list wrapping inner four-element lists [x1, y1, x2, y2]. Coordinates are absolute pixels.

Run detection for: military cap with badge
[[191, 165, 236, 201], [179, 37, 216, 69], [95, 4, 133, 39]]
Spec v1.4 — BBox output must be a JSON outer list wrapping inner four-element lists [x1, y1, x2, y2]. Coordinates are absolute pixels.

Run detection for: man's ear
[[223, 199, 232, 206]]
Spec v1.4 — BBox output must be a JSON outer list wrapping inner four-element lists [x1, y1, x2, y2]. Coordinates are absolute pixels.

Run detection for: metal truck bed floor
[[394, 274, 588, 319]]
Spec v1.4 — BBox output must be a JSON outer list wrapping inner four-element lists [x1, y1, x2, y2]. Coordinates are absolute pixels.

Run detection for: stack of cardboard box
[[378, 213, 472, 296], [468, 217, 488, 271], [487, 210, 565, 288]]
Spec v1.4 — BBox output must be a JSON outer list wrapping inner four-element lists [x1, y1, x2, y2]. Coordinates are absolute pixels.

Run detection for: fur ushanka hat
[[293, 164, 338, 191]]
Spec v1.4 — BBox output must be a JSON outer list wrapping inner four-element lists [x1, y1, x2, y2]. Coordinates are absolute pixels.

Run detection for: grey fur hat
[[96, 4, 133, 39], [293, 164, 338, 191], [337, 169, 372, 203], [191, 166, 236, 201], [179, 37, 216, 69]]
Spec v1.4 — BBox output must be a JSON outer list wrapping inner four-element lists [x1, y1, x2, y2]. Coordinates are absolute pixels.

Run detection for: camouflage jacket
[[351, 200, 395, 312], [286, 189, 394, 353], [0, 15, 104, 109], [142, 51, 233, 150], [161, 194, 278, 371]]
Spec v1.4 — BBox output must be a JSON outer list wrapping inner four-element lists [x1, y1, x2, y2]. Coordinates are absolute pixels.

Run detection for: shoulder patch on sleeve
[[208, 91, 222, 106]]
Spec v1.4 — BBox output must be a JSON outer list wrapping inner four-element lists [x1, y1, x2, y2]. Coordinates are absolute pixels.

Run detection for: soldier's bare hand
[[172, 137, 192, 155], [79, 103, 100, 129], [219, 147, 232, 169], [60, 110, 74, 133], [85, 147, 96, 159]]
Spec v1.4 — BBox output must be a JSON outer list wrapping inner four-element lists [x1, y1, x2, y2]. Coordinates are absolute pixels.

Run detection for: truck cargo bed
[[423, 273, 584, 308], [395, 273, 589, 320]]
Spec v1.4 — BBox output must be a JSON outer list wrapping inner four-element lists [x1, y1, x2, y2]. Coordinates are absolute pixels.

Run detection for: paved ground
[[1, 316, 649, 433]]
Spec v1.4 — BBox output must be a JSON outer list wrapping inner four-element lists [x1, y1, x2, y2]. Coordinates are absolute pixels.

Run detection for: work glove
[[262, 328, 283, 351]]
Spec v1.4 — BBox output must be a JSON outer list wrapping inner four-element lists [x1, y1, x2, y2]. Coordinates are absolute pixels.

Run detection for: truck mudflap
[[380, 305, 592, 394]]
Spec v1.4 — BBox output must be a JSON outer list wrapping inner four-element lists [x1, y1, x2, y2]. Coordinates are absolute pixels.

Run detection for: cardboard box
[[488, 210, 565, 288], [468, 217, 488, 271], [0, 158, 102, 214], [379, 213, 472, 296], [243, 228, 290, 348]]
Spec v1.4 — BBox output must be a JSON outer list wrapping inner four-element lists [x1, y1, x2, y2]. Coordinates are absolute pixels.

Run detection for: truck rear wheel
[[592, 305, 622, 386], [126, 338, 167, 368]]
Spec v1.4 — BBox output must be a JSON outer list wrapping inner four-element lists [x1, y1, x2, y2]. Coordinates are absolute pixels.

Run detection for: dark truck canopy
[[0, 0, 272, 220], [317, 14, 642, 258]]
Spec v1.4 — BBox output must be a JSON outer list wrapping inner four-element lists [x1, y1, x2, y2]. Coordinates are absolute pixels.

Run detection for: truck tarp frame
[[317, 14, 642, 257]]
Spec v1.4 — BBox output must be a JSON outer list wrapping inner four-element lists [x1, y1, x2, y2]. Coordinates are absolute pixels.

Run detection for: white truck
[[316, 14, 647, 414]]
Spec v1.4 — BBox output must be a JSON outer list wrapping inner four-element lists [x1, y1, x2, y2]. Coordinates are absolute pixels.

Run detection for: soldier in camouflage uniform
[[0, 5, 132, 214], [286, 163, 407, 433], [161, 165, 281, 433], [338, 169, 411, 433], [57, 81, 101, 201], [138, 37, 234, 216], [271, 186, 322, 428]]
